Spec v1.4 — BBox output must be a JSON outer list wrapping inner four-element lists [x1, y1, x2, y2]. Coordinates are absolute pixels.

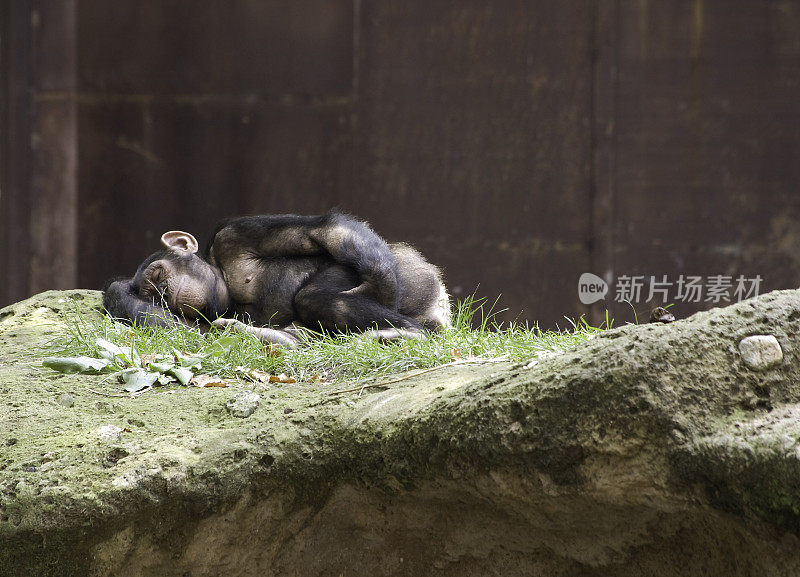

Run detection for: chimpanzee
[[103, 211, 450, 347]]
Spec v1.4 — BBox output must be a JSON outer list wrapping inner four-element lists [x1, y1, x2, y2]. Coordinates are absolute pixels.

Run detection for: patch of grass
[[49, 296, 611, 386]]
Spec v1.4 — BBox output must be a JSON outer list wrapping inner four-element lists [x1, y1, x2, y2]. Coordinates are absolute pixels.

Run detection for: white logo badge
[[578, 273, 608, 305]]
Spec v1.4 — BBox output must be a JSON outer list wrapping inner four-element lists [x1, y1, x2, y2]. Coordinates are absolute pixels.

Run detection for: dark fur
[[103, 212, 448, 337]]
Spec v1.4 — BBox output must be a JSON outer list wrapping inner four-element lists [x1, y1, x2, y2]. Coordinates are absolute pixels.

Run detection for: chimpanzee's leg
[[209, 211, 400, 308], [294, 264, 424, 335]]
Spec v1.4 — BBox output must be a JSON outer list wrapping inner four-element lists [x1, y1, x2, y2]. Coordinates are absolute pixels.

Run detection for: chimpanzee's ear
[[160, 231, 199, 254]]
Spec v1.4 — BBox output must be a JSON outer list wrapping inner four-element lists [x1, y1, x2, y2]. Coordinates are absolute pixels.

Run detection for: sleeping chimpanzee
[[103, 212, 450, 347]]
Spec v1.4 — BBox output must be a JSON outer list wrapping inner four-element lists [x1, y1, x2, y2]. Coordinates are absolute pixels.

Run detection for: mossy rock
[[2, 289, 800, 576]]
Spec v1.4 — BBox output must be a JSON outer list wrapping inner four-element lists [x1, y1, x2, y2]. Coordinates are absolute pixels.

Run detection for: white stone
[[738, 335, 783, 371], [97, 425, 123, 441], [57, 393, 75, 408], [226, 391, 261, 418]]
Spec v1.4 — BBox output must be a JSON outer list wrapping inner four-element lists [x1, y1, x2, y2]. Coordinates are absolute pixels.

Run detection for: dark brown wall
[[604, 1, 800, 315], [3, 1, 800, 328], [74, 0, 356, 290], [351, 2, 594, 326]]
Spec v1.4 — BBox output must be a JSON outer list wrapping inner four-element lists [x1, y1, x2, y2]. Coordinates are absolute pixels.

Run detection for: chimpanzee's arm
[[103, 279, 179, 327], [209, 212, 400, 308], [211, 318, 301, 348]]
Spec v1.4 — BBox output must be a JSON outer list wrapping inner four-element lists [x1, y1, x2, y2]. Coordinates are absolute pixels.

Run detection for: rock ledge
[[2, 289, 800, 576]]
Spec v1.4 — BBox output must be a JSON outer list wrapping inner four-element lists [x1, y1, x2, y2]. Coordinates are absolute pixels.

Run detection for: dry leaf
[[190, 374, 229, 388], [233, 367, 295, 384], [235, 366, 271, 383], [308, 371, 330, 383], [264, 344, 283, 357], [450, 348, 461, 360]]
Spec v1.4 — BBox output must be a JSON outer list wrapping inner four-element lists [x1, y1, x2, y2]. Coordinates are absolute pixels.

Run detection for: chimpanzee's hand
[[310, 213, 400, 308], [344, 274, 398, 308], [212, 318, 300, 349]]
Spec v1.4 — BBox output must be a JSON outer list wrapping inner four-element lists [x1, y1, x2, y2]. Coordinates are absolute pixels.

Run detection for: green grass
[[50, 296, 610, 387]]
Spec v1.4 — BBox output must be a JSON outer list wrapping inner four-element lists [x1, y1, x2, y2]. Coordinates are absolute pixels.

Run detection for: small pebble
[[284, 408, 294, 414], [227, 391, 261, 418], [57, 393, 74, 408], [738, 335, 783, 371], [97, 425, 123, 441]]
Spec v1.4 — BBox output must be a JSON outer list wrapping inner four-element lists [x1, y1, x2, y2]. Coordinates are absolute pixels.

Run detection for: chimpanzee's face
[[132, 230, 229, 320], [134, 252, 224, 319]]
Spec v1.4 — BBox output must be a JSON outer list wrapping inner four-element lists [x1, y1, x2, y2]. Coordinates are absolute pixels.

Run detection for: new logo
[[578, 273, 608, 305]]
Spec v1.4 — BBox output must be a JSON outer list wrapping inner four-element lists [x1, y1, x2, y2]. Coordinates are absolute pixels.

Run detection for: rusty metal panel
[[77, 100, 353, 289], [29, 98, 78, 291], [1, 0, 33, 306], [17, 1, 79, 296], [30, 1, 78, 293], [601, 0, 800, 322], [73, 0, 356, 289], [348, 1, 594, 327], [31, 0, 77, 92], [5, 0, 800, 333], [76, 0, 354, 96]]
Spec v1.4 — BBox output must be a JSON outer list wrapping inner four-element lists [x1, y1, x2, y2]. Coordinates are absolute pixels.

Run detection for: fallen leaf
[[450, 348, 461, 360], [234, 367, 295, 384], [190, 374, 229, 388], [235, 366, 271, 383], [121, 369, 160, 393], [149, 361, 176, 373], [120, 368, 161, 393], [96, 338, 140, 367], [173, 349, 205, 369], [167, 367, 194, 386], [43, 356, 111, 374]]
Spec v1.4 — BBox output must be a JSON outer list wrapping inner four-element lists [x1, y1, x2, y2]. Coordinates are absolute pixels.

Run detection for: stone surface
[[739, 334, 784, 371], [226, 391, 261, 418], [4, 289, 800, 576], [96, 425, 123, 441]]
